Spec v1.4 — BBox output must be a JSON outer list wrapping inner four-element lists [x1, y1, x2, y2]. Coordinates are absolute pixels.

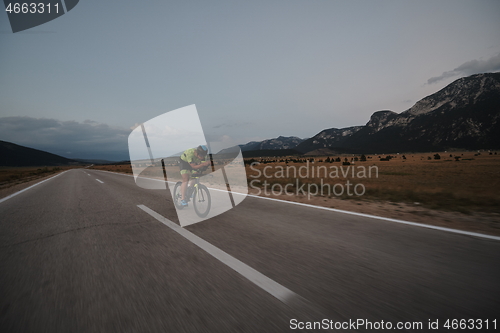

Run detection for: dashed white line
[[96, 179, 104, 184], [138, 204, 309, 306]]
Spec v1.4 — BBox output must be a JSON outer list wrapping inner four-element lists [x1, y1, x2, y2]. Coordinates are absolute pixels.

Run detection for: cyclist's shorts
[[179, 159, 192, 175]]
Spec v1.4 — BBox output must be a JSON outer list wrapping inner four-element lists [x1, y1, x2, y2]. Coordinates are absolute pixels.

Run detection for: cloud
[[0, 116, 131, 160], [427, 53, 500, 84]]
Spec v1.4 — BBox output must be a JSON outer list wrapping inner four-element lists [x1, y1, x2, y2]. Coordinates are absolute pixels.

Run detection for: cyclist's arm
[[189, 160, 210, 169]]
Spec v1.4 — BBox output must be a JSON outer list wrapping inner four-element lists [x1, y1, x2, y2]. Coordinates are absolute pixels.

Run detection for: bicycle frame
[[186, 175, 201, 200]]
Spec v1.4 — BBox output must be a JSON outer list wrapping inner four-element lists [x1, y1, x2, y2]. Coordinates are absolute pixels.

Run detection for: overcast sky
[[1, 0, 500, 160]]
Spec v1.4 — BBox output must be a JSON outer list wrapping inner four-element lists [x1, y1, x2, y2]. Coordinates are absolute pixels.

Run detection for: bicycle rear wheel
[[173, 182, 185, 209], [193, 184, 211, 218]]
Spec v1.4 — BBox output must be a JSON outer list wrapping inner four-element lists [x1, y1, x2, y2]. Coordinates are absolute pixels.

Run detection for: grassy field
[[92, 164, 133, 174], [90, 151, 500, 214], [0, 166, 81, 190], [246, 151, 500, 214]]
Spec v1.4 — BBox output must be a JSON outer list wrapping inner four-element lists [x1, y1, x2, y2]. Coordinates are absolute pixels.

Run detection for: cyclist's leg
[[180, 171, 190, 201]]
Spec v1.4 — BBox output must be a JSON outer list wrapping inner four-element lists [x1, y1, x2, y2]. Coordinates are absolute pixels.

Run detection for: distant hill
[[294, 72, 500, 154], [72, 158, 118, 165], [232, 73, 500, 156], [239, 136, 305, 151], [0, 141, 82, 167], [217, 136, 305, 156], [294, 126, 363, 154]]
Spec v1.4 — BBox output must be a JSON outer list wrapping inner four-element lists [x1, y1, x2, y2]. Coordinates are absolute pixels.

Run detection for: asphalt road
[[1, 169, 499, 332]]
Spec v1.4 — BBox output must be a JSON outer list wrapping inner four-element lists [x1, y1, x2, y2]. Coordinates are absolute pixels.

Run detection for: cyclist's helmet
[[197, 145, 208, 156]]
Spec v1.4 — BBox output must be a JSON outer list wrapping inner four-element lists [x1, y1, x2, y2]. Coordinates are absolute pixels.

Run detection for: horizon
[[1, 0, 500, 160], [2, 70, 499, 161], [4, 70, 500, 161]]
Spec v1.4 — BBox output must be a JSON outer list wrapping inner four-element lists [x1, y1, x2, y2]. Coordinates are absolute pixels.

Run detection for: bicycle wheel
[[193, 184, 211, 218], [173, 182, 185, 209]]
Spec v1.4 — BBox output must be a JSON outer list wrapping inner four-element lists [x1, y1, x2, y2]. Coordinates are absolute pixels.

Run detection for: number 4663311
[[5, 2, 60, 14]]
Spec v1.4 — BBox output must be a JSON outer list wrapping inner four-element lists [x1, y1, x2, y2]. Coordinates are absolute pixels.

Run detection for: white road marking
[[93, 169, 134, 177], [94, 170, 500, 241], [244, 195, 500, 242], [96, 179, 104, 184], [138, 204, 307, 306], [0, 171, 68, 204]]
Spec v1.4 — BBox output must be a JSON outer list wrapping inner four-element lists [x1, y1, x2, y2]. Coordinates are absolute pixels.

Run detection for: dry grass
[[91, 164, 133, 174], [0, 166, 80, 190], [245, 151, 500, 214], [90, 151, 500, 214]]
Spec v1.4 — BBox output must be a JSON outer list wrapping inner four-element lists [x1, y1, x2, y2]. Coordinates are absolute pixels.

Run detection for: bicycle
[[173, 171, 211, 218]]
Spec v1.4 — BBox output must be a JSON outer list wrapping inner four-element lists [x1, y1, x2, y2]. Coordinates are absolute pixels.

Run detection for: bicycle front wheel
[[173, 182, 185, 210], [193, 184, 211, 218]]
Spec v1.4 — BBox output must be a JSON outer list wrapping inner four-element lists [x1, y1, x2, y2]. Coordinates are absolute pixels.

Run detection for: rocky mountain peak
[[238, 136, 305, 152], [237, 72, 500, 156], [366, 110, 398, 130], [403, 72, 500, 117], [294, 72, 500, 154]]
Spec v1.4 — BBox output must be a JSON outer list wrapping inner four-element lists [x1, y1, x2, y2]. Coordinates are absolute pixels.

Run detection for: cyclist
[[179, 145, 211, 207]]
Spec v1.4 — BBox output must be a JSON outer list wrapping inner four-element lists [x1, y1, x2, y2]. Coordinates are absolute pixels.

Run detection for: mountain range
[[3, 72, 499, 166], [0, 141, 82, 167], [242, 72, 500, 155], [0, 141, 118, 167], [239, 136, 305, 151]]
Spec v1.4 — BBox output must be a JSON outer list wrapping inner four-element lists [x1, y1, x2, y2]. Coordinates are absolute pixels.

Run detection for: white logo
[[128, 105, 248, 227]]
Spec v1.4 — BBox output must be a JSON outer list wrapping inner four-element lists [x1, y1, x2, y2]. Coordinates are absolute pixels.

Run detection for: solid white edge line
[[137, 204, 303, 305], [244, 195, 500, 241], [0, 171, 68, 204], [93, 169, 500, 241]]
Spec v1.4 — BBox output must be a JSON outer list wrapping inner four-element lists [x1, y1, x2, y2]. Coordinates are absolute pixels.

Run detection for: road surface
[[1, 169, 499, 332]]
